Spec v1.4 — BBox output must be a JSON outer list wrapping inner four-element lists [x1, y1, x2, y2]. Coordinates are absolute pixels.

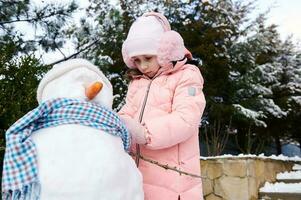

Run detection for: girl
[[119, 12, 206, 200]]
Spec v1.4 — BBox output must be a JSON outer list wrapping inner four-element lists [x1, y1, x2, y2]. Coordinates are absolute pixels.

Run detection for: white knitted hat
[[37, 58, 112, 104]]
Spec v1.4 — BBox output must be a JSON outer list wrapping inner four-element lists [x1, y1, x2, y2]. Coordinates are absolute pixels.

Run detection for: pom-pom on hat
[[122, 12, 190, 69]]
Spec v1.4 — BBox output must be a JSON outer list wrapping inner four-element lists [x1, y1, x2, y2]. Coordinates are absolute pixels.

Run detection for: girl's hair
[[125, 68, 143, 81], [125, 56, 200, 81], [171, 57, 200, 67]]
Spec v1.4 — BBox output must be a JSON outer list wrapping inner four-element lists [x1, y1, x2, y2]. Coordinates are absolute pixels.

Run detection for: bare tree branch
[[130, 152, 204, 179], [0, 5, 68, 26], [46, 39, 101, 66], [0, 12, 67, 25], [54, 42, 66, 59]]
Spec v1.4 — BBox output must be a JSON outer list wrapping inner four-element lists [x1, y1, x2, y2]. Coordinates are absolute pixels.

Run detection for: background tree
[[273, 40, 301, 151], [229, 15, 285, 154], [229, 14, 301, 154]]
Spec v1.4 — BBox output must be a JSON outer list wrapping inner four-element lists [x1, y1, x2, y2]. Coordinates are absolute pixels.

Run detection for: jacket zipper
[[135, 78, 154, 166], [178, 144, 181, 197], [178, 144, 181, 165]]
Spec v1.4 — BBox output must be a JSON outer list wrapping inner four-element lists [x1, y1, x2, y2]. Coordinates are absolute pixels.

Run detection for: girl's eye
[[134, 59, 140, 64], [145, 57, 152, 60]]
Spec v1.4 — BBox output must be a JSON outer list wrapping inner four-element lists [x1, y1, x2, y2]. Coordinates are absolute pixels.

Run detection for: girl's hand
[[120, 116, 148, 145]]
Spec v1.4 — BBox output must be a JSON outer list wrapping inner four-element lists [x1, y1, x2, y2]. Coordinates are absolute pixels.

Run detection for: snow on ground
[[293, 164, 301, 170], [260, 164, 301, 193], [277, 170, 301, 180], [200, 154, 301, 162], [259, 182, 301, 193]]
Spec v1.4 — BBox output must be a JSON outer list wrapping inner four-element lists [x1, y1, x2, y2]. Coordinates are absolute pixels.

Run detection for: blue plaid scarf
[[2, 98, 130, 200]]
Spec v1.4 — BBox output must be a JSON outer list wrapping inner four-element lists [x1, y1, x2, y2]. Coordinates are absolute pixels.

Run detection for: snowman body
[[31, 59, 143, 200], [32, 125, 142, 200]]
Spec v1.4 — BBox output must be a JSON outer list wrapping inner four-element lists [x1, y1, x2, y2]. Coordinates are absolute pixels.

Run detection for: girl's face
[[132, 55, 160, 78]]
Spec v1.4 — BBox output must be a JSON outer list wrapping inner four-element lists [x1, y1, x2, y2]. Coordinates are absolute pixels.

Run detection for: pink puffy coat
[[119, 59, 206, 200]]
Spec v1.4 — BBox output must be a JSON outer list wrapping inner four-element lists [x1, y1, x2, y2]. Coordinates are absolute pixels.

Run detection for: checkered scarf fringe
[[2, 98, 130, 200]]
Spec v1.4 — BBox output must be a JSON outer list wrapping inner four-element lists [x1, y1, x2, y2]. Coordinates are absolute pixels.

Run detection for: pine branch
[[130, 152, 204, 179], [0, 18, 35, 25], [54, 42, 66, 59], [46, 39, 101, 66], [0, 12, 66, 25]]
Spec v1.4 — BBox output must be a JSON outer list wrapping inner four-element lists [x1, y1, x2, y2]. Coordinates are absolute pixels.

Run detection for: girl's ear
[[184, 48, 192, 60], [157, 30, 186, 68]]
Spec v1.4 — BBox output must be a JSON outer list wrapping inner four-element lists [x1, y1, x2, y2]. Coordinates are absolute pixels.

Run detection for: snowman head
[[37, 59, 113, 109]]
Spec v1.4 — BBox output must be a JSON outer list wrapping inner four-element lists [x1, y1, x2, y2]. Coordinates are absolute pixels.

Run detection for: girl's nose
[[140, 62, 148, 70]]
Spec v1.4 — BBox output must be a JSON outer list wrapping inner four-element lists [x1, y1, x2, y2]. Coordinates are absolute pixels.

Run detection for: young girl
[[119, 12, 206, 200]]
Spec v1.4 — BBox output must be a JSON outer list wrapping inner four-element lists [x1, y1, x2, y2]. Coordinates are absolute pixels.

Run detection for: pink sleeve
[[118, 82, 137, 119], [118, 82, 138, 151], [143, 66, 206, 150]]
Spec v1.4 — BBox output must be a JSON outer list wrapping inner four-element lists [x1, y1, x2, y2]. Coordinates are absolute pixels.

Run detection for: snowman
[[2, 59, 143, 200]]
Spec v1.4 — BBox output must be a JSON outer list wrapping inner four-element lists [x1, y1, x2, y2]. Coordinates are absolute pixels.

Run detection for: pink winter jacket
[[119, 59, 206, 200]]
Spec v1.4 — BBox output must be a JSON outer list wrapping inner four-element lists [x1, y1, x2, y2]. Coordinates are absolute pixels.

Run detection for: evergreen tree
[[0, 0, 77, 53], [229, 15, 285, 153], [229, 13, 301, 154], [273, 39, 301, 150]]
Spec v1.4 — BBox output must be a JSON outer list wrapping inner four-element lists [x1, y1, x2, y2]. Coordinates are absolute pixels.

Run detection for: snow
[[260, 163, 301, 193], [260, 182, 301, 193], [277, 170, 301, 180], [32, 59, 144, 199], [259, 99, 287, 118], [293, 164, 301, 171], [291, 96, 301, 105], [232, 104, 267, 127], [200, 154, 301, 162]]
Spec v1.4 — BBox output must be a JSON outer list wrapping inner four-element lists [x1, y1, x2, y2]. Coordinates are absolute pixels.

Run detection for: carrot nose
[[85, 82, 103, 100]]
